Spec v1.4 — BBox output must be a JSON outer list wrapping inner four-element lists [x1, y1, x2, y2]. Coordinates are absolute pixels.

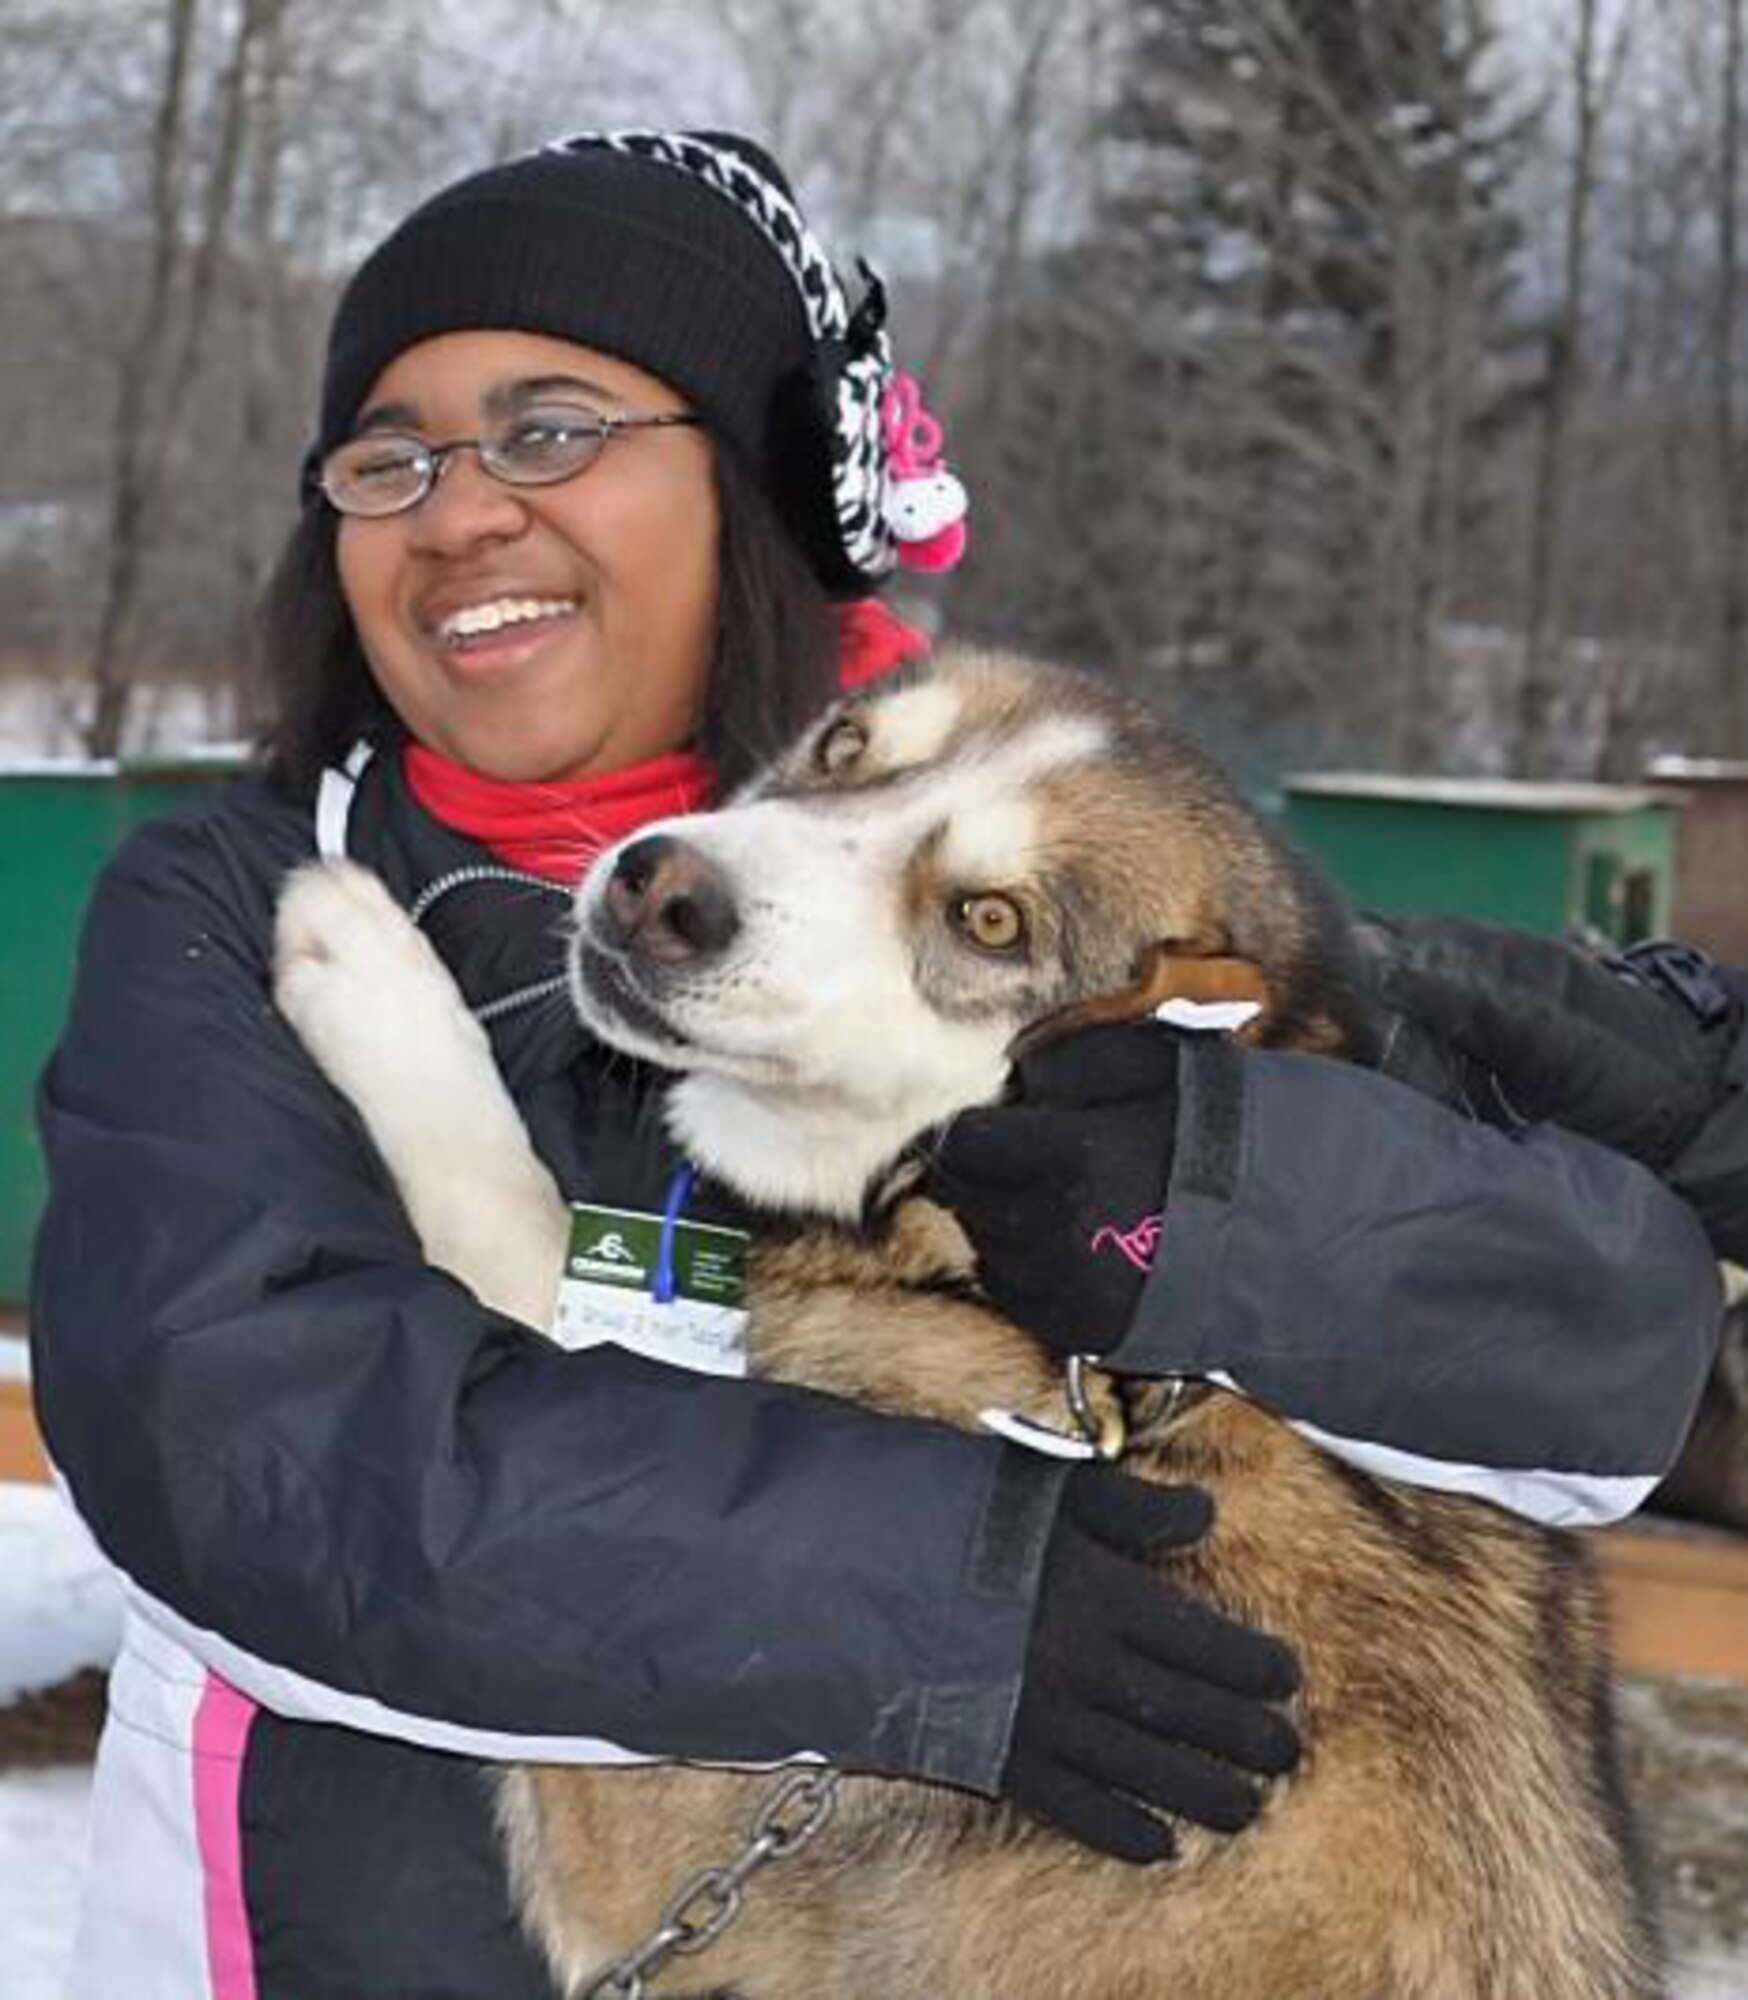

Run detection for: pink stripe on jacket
[[192, 1672, 259, 2000]]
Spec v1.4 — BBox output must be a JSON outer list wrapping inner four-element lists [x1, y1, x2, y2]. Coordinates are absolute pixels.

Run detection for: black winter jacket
[[30, 751, 1728, 2000]]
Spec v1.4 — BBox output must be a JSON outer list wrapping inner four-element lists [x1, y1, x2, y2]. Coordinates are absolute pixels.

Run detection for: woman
[[30, 130, 1731, 2000]]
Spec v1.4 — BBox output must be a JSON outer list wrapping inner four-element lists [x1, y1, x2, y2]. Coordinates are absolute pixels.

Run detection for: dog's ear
[[1012, 939, 1272, 1060]]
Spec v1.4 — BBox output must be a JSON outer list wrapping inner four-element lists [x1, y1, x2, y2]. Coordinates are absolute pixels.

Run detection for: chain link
[[580, 1765, 842, 2000]]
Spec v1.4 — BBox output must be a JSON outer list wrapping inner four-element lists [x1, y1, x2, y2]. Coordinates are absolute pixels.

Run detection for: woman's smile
[[429, 593, 578, 648], [418, 589, 582, 676], [432, 605, 578, 677]]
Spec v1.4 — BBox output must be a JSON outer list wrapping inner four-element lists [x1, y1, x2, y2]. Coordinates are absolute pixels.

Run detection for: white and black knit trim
[[547, 129, 898, 581], [832, 343, 893, 578]]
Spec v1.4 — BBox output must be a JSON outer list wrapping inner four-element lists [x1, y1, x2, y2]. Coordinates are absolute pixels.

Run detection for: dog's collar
[[861, 1143, 931, 1229]]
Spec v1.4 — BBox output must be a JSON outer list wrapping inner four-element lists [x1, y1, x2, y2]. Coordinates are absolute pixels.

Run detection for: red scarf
[[405, 600, 929, 882]]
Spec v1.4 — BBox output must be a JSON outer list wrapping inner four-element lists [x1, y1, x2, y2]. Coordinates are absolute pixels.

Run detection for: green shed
[[0, 752, 247, 1305], [1281, 774, 1677, 944]]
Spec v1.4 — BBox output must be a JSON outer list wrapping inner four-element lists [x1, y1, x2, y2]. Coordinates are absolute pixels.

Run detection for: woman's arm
[[30, 806, 1047, 1785], [1367, 918, 1748, 1262], [931, 1015, 1724, 1529], [31, 797, 1298, 1848], [1122, 1037, 1722, 1525]]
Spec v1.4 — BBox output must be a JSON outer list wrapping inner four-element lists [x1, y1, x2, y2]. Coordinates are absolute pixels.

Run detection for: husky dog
[[276, 647, 1658, 2000]]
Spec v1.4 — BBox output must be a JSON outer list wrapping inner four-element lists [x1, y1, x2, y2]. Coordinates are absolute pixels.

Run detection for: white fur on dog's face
[[569, 671, 1111, 1216]]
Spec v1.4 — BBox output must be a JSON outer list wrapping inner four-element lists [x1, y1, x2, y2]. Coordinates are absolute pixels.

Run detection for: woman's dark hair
[[700, 437, 842, 792], [253, 432, 842, 797]]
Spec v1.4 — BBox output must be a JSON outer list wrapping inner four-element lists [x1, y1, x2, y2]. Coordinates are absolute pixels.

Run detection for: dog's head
[[570, 647, 1361, 1217]]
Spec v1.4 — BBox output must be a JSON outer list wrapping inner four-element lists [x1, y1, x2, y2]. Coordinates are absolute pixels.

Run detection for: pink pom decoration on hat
[[881, 373, 969, 573]]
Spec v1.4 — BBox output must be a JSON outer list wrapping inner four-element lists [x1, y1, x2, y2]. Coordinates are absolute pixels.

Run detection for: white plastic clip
[[1154, 997, 1262, 1033]]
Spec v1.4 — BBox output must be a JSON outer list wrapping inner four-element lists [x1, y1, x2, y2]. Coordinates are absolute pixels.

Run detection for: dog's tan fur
[[276, 646, 1657, 2000], [500, 1232, 1652, 2000]]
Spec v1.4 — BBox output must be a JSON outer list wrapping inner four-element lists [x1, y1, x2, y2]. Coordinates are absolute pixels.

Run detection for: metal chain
[[580, 1764, 842, 2000]]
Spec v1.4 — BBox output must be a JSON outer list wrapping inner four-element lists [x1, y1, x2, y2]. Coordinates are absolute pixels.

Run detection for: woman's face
[[336, 330, 719, 782]]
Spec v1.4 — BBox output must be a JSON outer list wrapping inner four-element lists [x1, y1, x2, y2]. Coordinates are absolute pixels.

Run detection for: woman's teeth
[[438, 597, 576, 642]]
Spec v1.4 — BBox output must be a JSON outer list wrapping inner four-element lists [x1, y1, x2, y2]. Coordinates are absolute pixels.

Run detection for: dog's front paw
[[276, 857, 428, 974], [275, 861, 485, 1098], [276, 861, 568, 1321]]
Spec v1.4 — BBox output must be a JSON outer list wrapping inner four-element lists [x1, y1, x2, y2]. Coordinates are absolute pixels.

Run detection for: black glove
[[1001, 1467, 1300, 1862], [1362, 916, 1741, 1172], [929, 1023, 1181, 1356]]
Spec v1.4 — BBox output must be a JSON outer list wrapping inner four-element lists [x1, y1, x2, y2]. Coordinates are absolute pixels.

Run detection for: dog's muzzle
[[599, 834, 741, 968]]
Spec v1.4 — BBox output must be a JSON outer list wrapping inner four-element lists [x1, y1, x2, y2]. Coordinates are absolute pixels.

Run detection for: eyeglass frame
[[314, 408, 705, 519]]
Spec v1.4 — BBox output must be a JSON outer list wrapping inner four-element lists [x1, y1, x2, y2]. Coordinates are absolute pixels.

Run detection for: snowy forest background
[[4, 0, 1748, 794]]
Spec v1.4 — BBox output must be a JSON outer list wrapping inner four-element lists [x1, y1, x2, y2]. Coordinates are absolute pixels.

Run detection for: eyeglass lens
[[321, 412, 615, 516]]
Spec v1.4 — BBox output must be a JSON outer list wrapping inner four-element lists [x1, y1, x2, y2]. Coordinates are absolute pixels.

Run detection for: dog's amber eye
[[953, 893, 1026, 953], [817, 717, 868, 775]]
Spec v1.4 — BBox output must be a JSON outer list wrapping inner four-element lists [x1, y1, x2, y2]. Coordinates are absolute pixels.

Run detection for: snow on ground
[[0, 1483, 123, 1706], [0, 672, 238, 762], [1678, 1946, 1748, 2000], [1, 1478, 116, 1997], [0, 676, 82, 759], [1, 1763, 93, 2000]]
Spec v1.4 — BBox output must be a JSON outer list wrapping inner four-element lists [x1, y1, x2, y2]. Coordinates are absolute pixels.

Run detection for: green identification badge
[[553, 1201, 750, 1377]]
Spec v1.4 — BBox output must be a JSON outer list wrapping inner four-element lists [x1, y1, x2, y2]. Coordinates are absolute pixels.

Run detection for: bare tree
[[3, 0, 671, 753], [952, 0, 1538, 776], [1515, 0, 1635, 775], [1712, 0, 1747, 754], [84, 0, 200, 759]]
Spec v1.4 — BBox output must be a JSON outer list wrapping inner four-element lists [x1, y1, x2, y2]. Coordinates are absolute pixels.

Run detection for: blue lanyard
[[653, 1163, 697, 1305]]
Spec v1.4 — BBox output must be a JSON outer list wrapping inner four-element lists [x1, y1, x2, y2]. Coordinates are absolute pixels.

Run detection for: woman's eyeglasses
[[318, 408, 703, 519]]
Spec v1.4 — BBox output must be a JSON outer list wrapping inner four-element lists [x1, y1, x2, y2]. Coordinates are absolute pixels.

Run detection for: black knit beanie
[[311, 130, 899, 593]]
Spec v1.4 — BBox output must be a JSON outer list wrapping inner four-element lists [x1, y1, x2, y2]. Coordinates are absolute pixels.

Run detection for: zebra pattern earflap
[[548, 130, 965, 588]]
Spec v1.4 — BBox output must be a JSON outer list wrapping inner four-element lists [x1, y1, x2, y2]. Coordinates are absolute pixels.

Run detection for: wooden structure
[[1595, 1527, 1748, 1681], [0, 1378, 47, 1484], [1644, 756, 1748, 965]]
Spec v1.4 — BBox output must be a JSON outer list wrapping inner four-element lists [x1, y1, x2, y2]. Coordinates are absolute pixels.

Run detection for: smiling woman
[[332, 332, 721, 784], [31, 129, 1308, 2000], [29, 121, 1744, 2000]]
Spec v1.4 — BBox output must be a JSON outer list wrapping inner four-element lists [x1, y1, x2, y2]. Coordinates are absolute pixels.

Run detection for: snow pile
[[0, 1481, 116, 1997], [0, 674, 239, 762], [0, 1483, 123, 1704], [1678, 1947, 1748, 2000], [0, 1764, 92, 2000]]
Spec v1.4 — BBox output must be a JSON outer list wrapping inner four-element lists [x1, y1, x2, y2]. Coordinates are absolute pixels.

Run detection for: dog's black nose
[[602, 834, 740, 965]]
